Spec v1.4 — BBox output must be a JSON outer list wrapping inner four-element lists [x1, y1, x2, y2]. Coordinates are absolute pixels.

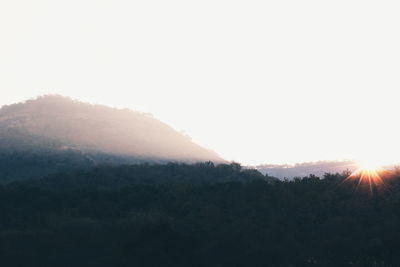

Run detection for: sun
[[355, 158, 384, 172], [341, 157, 391, 192], [344, 168, 385, 192]]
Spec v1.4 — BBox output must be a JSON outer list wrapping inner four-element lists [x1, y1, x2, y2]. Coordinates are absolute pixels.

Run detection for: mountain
[[0, 95, 222, 181], [255, 160, 358, 179]]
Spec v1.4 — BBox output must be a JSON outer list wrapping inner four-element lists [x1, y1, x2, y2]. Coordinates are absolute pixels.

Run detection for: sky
[[1, 0, 400, 166]]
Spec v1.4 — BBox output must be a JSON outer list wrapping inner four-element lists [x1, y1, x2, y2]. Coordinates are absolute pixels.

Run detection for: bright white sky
[[1, 0, 400, 165]]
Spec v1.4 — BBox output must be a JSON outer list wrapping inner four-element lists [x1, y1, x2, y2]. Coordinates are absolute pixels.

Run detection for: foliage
[[0, 164, 399, 266]]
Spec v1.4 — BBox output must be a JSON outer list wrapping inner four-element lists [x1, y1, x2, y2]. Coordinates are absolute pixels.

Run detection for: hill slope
[[0, 95, 222, 181]]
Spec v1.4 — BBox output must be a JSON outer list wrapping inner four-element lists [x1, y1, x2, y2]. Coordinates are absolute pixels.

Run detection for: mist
[[0, 95, 222, 163]]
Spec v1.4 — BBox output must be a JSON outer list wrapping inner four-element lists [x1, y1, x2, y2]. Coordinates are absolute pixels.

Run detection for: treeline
[[1, 163, 400, 266], [0, 149, 173, 183], [20, 162, 274, 190]]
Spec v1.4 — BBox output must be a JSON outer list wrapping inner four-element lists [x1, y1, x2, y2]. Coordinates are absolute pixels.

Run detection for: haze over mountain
[[0, 95, 222, 181], [255, 160, 357, 179], [256, 160, 400, 179]]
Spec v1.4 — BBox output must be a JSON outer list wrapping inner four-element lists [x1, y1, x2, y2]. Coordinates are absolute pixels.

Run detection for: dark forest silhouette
[[1, 162, 400, 267]]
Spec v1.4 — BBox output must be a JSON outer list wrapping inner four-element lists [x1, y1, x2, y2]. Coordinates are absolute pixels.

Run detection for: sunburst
[[342, 158, 392, 192], [345, 168, 384, 192]]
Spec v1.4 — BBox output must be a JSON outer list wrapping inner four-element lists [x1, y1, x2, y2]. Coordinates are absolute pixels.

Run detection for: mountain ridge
[[0, 95, 223, 181]]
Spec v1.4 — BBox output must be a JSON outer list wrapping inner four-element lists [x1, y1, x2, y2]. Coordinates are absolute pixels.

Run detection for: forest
[[1, 162, 400, 267]]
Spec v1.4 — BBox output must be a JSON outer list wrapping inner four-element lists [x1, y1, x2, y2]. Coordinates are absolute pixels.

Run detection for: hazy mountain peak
[[0, 95, 222, 163]]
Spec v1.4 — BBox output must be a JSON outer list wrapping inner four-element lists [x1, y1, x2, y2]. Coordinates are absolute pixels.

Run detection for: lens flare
[[342, 157, 393, 193], [348, 168, 384, 192]]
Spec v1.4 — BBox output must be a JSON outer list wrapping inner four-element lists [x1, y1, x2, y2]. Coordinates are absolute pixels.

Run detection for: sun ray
[[343, 160, 393, 193]]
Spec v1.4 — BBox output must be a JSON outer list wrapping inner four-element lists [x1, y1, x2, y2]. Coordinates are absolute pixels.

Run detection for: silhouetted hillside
[[23, 162, 277, 190], [2, 166, 400, 267], [0, 95, 223, 181]]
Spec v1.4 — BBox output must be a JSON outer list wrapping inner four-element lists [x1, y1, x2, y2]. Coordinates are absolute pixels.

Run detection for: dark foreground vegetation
[[1, 162, 400, 267]]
